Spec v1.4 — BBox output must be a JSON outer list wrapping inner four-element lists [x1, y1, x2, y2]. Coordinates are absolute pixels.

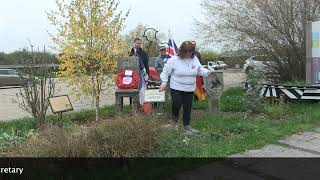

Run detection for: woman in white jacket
[[159, 41, 213, 134]]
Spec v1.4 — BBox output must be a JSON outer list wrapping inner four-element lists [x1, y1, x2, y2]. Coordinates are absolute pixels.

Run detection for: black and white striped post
[[260, 84, 320, 100]]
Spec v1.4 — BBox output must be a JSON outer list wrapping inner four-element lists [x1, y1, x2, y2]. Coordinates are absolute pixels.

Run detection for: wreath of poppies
[[115, 69, 140, 89]]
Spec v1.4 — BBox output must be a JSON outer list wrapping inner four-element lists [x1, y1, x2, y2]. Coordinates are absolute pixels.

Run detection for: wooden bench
[[115, 89, 139, 114]]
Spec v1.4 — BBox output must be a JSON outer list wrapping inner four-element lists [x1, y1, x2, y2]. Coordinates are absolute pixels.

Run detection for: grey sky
[[0, 0, 204, 53]]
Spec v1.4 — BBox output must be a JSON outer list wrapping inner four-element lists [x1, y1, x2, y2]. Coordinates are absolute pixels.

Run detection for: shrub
[[244, 70, 267, 113], [264, 103, 291, 120], [87, 115, 162, 157], [5, 115, 163, 157], [199, 50, 220, 65], [16, 47, 55, 128]]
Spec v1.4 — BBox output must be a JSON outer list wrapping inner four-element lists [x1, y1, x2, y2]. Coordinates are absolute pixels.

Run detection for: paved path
[[230, 129, 320, 157], [0, 69, 246, 121], [170, 127, 320, 179]]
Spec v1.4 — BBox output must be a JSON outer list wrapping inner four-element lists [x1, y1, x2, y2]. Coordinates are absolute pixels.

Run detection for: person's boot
[[183, 125, 198, 135]]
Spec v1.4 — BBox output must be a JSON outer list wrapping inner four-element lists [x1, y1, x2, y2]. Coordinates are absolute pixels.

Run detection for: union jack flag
[[166, 37, 178, 56]]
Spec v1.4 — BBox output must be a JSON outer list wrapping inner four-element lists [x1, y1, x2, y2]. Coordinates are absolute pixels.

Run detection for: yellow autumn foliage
[[48, 0, 129, 120]]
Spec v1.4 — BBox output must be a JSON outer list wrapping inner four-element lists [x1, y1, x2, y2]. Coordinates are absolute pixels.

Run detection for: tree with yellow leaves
[[48, 0, 129, 121]]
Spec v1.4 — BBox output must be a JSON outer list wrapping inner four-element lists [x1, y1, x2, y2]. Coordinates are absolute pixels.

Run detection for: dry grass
[[5, 114, 164, 157]]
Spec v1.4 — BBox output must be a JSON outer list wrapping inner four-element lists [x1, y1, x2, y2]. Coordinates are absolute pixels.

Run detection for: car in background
[[243, 56, 269, 72], [216, 61, 227, 70], [0, 69, 22, 86], [207, 61, 227, 70], [243, 56, 278, 74], [244, 56, 263, 72], [207, 61, 218, 70]]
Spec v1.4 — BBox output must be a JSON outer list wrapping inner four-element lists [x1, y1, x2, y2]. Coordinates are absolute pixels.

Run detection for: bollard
[[204, 71, 224, 113]]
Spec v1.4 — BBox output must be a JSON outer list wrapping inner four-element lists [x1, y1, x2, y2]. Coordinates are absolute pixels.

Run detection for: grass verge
[[3, 87, 320, 179]]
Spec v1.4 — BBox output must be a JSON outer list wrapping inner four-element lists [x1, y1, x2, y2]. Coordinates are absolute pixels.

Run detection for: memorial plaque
[[204, 71, 224, 113], [144, 89, 165, 102], [48, 95, 73, 113], [204, 71, 224, 97]]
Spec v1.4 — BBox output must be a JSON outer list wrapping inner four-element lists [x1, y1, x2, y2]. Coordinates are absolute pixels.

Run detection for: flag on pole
[[137, 56, 149, 105], [166, 36, 178, 56], [194, 76, 206, 101]]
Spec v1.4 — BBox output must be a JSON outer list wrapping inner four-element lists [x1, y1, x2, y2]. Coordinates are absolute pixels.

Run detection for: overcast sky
[[0, 0, 204, 53]]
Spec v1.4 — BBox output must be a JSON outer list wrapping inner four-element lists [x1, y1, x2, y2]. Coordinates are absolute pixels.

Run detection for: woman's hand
[[159, 84, 167, 92]]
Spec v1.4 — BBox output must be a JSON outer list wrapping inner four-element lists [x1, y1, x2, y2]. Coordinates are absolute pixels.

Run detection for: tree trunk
[[95, 94, 100, 121]]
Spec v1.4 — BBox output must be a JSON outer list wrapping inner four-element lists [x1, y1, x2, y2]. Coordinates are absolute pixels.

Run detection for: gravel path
[[0, 69, 246, 121]]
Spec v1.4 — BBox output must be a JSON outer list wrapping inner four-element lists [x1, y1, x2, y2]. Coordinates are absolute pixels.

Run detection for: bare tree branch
[[196, 0, 320, 81]]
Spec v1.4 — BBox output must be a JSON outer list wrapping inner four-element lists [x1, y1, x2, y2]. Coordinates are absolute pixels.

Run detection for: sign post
[[204, 71, 224, 113], [48, 95, 73, 126], [144, 89, 166, 103], [306, 21, 320, 84]]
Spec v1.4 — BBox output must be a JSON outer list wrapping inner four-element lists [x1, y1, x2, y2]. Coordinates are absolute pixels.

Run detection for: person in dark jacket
[[129, 38, 150, 75], [191, 41, 201, 62]]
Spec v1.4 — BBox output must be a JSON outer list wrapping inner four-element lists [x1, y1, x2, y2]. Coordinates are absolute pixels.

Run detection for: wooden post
[[204, 71, 224, 113], [208, 96, 220, 113], [59, 112, 63, 127]]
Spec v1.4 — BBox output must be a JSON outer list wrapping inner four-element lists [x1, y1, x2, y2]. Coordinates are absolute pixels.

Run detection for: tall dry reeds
[[5, 115, 164, 157]]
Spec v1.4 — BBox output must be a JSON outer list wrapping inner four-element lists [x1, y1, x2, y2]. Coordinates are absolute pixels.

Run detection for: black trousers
[[170, 89, 194, 126]]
